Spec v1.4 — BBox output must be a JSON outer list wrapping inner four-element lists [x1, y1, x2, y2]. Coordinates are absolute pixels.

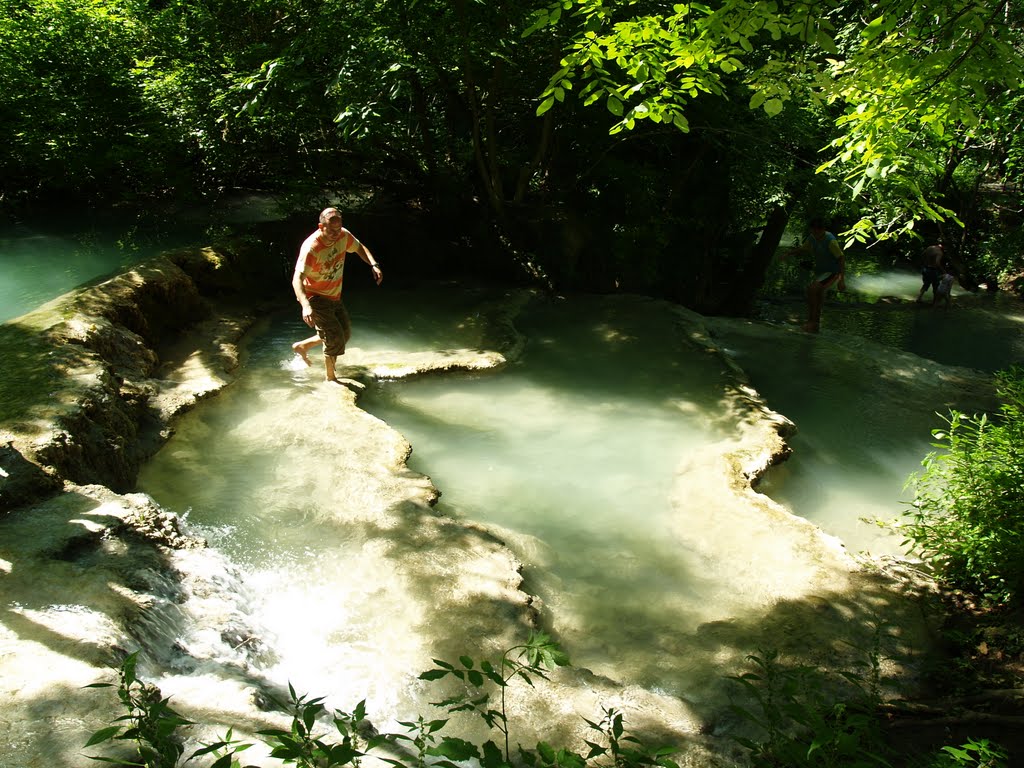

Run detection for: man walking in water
[[291, 207, 383, 382], [785, 218, 846, 333], [917, 241, 945, 305]]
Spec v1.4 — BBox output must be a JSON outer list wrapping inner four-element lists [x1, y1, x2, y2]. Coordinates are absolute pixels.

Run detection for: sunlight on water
[[135, 282, 1011, 724], [708, 316, 996, 558], [137, 290, 532, 722], [842, 269, 966, 301], [142, 289, 803, 706], [235, 544, 428, 715], [847, 271, 919, 300], [757, 442, 923, 555]]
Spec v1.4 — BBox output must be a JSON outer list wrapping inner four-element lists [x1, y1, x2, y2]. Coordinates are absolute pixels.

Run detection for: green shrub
[[727, 649, 1010, 768], [901, 367, 1024, 605], [83, 650, 197, 767], [88, 643, 1011, 768]]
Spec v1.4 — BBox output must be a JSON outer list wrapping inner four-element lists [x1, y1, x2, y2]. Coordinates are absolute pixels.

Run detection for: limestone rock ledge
[[0, 249, 553, 767], [0, 241, 269, 509]]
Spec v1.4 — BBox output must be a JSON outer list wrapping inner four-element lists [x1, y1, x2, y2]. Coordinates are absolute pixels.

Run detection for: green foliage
[[0, 0, 314, 206], [728, 645, 1011, 768], [189, 729, 253, 768], [970, 221, 1024, 285], [83, 651, 195, 767], [84, 651, 250, 767], [930, 738, 1008, 768], [419, 631, 571, 762], [86, 638, 682, 768], [0, 0, 149, 201], [901, 367, 1024, 605], [87, 644, 1013, 768], [527, 0, 1024, 244], [257, 686, 382, 767], [210, 0, 563, 210], [418, 633, 676, 768], [727, 648, 890, 768], [527, 0, 833, 134], [579, 707, 679, 768]]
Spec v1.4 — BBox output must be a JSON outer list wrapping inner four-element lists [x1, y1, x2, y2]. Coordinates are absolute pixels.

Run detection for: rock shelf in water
[[0, 240, 965, 767]]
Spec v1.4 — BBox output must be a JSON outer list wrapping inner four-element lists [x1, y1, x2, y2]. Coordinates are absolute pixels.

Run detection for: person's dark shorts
[[922, 265, 941, 291], [309, 294, 351, 357]]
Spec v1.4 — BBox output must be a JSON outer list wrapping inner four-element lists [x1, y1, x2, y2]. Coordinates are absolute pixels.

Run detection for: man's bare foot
[[326, 376, 366, 390], [292, 342, 311, 366]]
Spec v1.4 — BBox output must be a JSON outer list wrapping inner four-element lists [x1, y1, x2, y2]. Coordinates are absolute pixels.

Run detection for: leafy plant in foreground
[[901, 367, 1024, 605], [189, 729, 253, 768], [929, 738, 1007, 768], [727, 649, 890, 768], [84, 650, 251, 768], [86, 644, 1007, 768], [580, 707, 679, 768], [419, 631, 570, 763], [420, 632, 677, 768], [84, 650, 195, 767], [257, 685, 383, 767]]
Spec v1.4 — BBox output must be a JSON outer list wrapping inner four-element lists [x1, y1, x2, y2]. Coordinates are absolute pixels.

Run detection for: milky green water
[[9, 228, 1019, 763], [359, 293, 742, 682], [130, 273, 1011, 723], [137, 288, 752, 701], [0, 230, 144, 323], [0, 197, 284, 323]]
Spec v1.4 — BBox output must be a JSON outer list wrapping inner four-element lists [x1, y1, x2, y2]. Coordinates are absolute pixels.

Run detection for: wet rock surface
[[0, 247, 968, 767], [0, 250, 560, 766], [0, 240, 269, 498]]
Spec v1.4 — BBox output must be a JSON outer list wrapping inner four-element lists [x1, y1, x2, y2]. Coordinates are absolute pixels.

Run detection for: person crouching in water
[[291, 207, 383, 382], [935, 271, 955, 310], [784, 218, 846, 333]]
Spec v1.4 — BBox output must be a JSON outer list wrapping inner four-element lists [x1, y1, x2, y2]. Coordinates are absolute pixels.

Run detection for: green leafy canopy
[[526, 0, 1024, 243]]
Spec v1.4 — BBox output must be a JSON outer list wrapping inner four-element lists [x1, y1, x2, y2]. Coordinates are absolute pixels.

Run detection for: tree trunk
[[716, 202, 793, 315]]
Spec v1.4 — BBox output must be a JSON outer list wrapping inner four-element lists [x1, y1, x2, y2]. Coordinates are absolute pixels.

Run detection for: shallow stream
[[5, 228, 1022, 762], [130, 271, 1009, 735]]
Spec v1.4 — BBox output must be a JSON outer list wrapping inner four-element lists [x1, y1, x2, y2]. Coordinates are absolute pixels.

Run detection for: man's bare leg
[[324, 354, 338, 382], [292, 335, 321, 366], [803, 282, 824, 332]]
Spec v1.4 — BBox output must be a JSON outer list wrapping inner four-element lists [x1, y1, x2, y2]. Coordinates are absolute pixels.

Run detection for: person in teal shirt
[[784, 218, 846, 333]]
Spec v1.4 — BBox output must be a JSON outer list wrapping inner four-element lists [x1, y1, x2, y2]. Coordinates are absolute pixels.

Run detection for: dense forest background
[[2, 0, 1023, 314]]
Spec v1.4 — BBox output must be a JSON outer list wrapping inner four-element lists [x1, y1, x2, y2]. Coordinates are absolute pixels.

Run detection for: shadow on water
[[760, 264, 1024, 375], [824, 298, 1024, 375], [0, 198, 284, 325]]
